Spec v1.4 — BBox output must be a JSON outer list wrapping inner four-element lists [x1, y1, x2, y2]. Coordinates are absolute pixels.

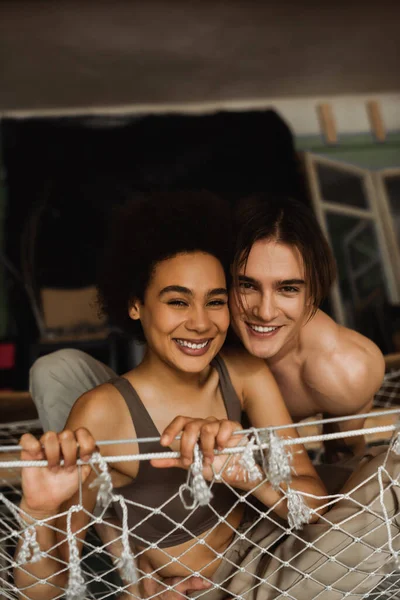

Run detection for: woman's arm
[[14, 386, 120, 600], [225, 349, 328, 520], [14, 428, 98, 599]]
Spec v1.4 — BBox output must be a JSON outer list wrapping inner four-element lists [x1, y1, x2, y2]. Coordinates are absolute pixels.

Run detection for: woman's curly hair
[[97, 190, 234, 341]]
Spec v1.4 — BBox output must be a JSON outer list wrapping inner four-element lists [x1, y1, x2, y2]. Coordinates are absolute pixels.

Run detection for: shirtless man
[[229, 194, 385, 461]]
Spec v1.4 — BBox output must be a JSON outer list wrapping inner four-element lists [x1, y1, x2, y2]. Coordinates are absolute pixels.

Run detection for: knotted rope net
[[1, 411, 400, 600], [374, 369, 400, 409]]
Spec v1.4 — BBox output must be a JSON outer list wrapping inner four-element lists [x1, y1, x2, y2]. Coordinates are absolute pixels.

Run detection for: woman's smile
[[173, 337, 213, 356]]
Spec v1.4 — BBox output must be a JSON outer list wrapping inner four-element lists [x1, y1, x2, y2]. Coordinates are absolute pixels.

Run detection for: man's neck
[[266, 331, 302, 369], [267, 311, 320, 369]]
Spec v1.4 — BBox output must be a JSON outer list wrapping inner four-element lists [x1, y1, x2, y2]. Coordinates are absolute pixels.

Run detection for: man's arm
[[304, 336, 385, 462]]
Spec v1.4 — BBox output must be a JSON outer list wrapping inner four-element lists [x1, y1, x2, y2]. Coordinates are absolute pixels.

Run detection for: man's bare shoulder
[[302, 311, 385, 414]]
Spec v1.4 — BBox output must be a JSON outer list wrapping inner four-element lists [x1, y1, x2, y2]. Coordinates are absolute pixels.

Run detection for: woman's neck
[[136, 348, 213, 390]]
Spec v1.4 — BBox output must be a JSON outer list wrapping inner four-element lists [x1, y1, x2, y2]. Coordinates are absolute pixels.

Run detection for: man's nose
[[251, 293, 278, 322]]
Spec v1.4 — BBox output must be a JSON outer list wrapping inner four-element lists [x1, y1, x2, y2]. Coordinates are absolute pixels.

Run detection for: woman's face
[[131, 252, 230, 374]]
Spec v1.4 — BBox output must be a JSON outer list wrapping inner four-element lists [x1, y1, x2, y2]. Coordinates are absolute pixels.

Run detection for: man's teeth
[[176, 339, 209, 349], [249, 324, 278, 333]]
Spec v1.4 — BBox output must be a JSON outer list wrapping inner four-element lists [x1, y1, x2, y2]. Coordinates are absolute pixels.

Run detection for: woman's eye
[[207, 299, 227, 307], [167, 300, 188, 307]]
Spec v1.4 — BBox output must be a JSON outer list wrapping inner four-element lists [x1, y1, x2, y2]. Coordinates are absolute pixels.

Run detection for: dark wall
[[3, 109, 305, 289], [1, 109, 307, 383]]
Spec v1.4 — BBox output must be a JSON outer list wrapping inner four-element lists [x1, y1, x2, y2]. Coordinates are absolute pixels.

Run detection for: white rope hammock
[[1, 414, 400, 600]]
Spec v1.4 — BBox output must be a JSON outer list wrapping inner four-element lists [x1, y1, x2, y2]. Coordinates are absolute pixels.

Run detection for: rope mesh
[[2, 413, 400, 599], [374, 369, 400, 409]]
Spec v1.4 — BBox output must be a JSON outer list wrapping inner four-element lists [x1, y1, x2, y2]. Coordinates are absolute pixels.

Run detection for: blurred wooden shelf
[[385, 353, 400, 370], [0, 391, 37, 424]]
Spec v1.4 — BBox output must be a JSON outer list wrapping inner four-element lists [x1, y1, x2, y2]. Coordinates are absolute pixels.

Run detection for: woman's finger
[[150, 457, 182, 469], [40, 431, 61, 469], [216, 420, 242, 450], [199, 420, 220, 465], [160, 416, 192, 446], [58, 430, 78, 470], [19, 433, 43, 460], [75, 427, 97, 462], [180, 421, 204, 466]]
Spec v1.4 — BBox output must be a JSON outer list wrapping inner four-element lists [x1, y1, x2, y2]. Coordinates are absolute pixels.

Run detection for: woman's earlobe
[[129, 301, 141, 321]]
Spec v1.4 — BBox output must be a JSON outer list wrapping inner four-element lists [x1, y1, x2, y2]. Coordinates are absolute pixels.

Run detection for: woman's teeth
[[249, 324, 278, 333], [175, 339, 209, 349]]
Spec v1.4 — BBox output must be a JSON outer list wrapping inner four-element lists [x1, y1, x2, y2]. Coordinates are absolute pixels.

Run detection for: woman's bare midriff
[[142, 503, 244, 579]]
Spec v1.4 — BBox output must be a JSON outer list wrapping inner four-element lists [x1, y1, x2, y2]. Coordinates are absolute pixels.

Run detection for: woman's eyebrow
[[159, 285, 192, 297], [159, 286, 228, 298], [206, 288, 228, 297]]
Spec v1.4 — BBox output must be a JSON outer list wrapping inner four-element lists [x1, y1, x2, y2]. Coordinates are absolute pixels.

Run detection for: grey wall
[[1, 0, 400, 114]]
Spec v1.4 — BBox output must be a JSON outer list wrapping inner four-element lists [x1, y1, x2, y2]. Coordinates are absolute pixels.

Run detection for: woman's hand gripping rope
[[19, 428, 97, 518], [151, 416, 261, 489]]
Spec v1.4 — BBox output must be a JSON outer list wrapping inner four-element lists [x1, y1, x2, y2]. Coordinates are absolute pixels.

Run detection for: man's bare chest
[[270, 367, 317, 422]]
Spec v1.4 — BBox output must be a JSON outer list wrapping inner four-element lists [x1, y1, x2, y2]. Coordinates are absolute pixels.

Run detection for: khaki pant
[[194, 446, 400, 600], [29, 349, 116, 431]]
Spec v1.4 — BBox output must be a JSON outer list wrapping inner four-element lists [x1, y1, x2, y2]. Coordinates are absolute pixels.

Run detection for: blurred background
[[0, 0, 400, 393]]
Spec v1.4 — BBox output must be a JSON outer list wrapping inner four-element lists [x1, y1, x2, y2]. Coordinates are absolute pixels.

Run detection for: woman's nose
[[186, 306, 212, 332]]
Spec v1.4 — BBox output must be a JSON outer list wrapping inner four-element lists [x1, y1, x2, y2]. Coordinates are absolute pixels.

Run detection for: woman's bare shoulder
[[66, 381, 132, 440], [220, 346, 270, 377]]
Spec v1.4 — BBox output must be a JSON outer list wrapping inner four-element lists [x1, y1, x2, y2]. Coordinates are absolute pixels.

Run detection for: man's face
[[229, 239, 310, 360]]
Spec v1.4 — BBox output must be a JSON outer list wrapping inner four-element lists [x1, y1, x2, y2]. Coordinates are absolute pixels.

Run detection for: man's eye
[[280, 286, 299, 294], [167, 300, 188, 307], [239, 282, 255, 291]]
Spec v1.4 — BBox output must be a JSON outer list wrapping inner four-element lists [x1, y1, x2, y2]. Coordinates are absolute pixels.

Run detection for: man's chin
[[239, 337, 275, 359], [251, 347, 276, 360]]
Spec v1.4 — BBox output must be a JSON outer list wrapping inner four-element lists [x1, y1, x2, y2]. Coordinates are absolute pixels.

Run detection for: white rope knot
[[117, 548, 139, 584], [89, 451, 113, 507], [90, 452, 139, 583], [238, 435, 262, 482], [267, 431, 292, 489], [17, 525, 42, 564], [66, 506, 86, 600], [0, 492, 42, 565], [179, 444, 213, 509], [286, 487, 312, 530], [115, 495, 139, 583]]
